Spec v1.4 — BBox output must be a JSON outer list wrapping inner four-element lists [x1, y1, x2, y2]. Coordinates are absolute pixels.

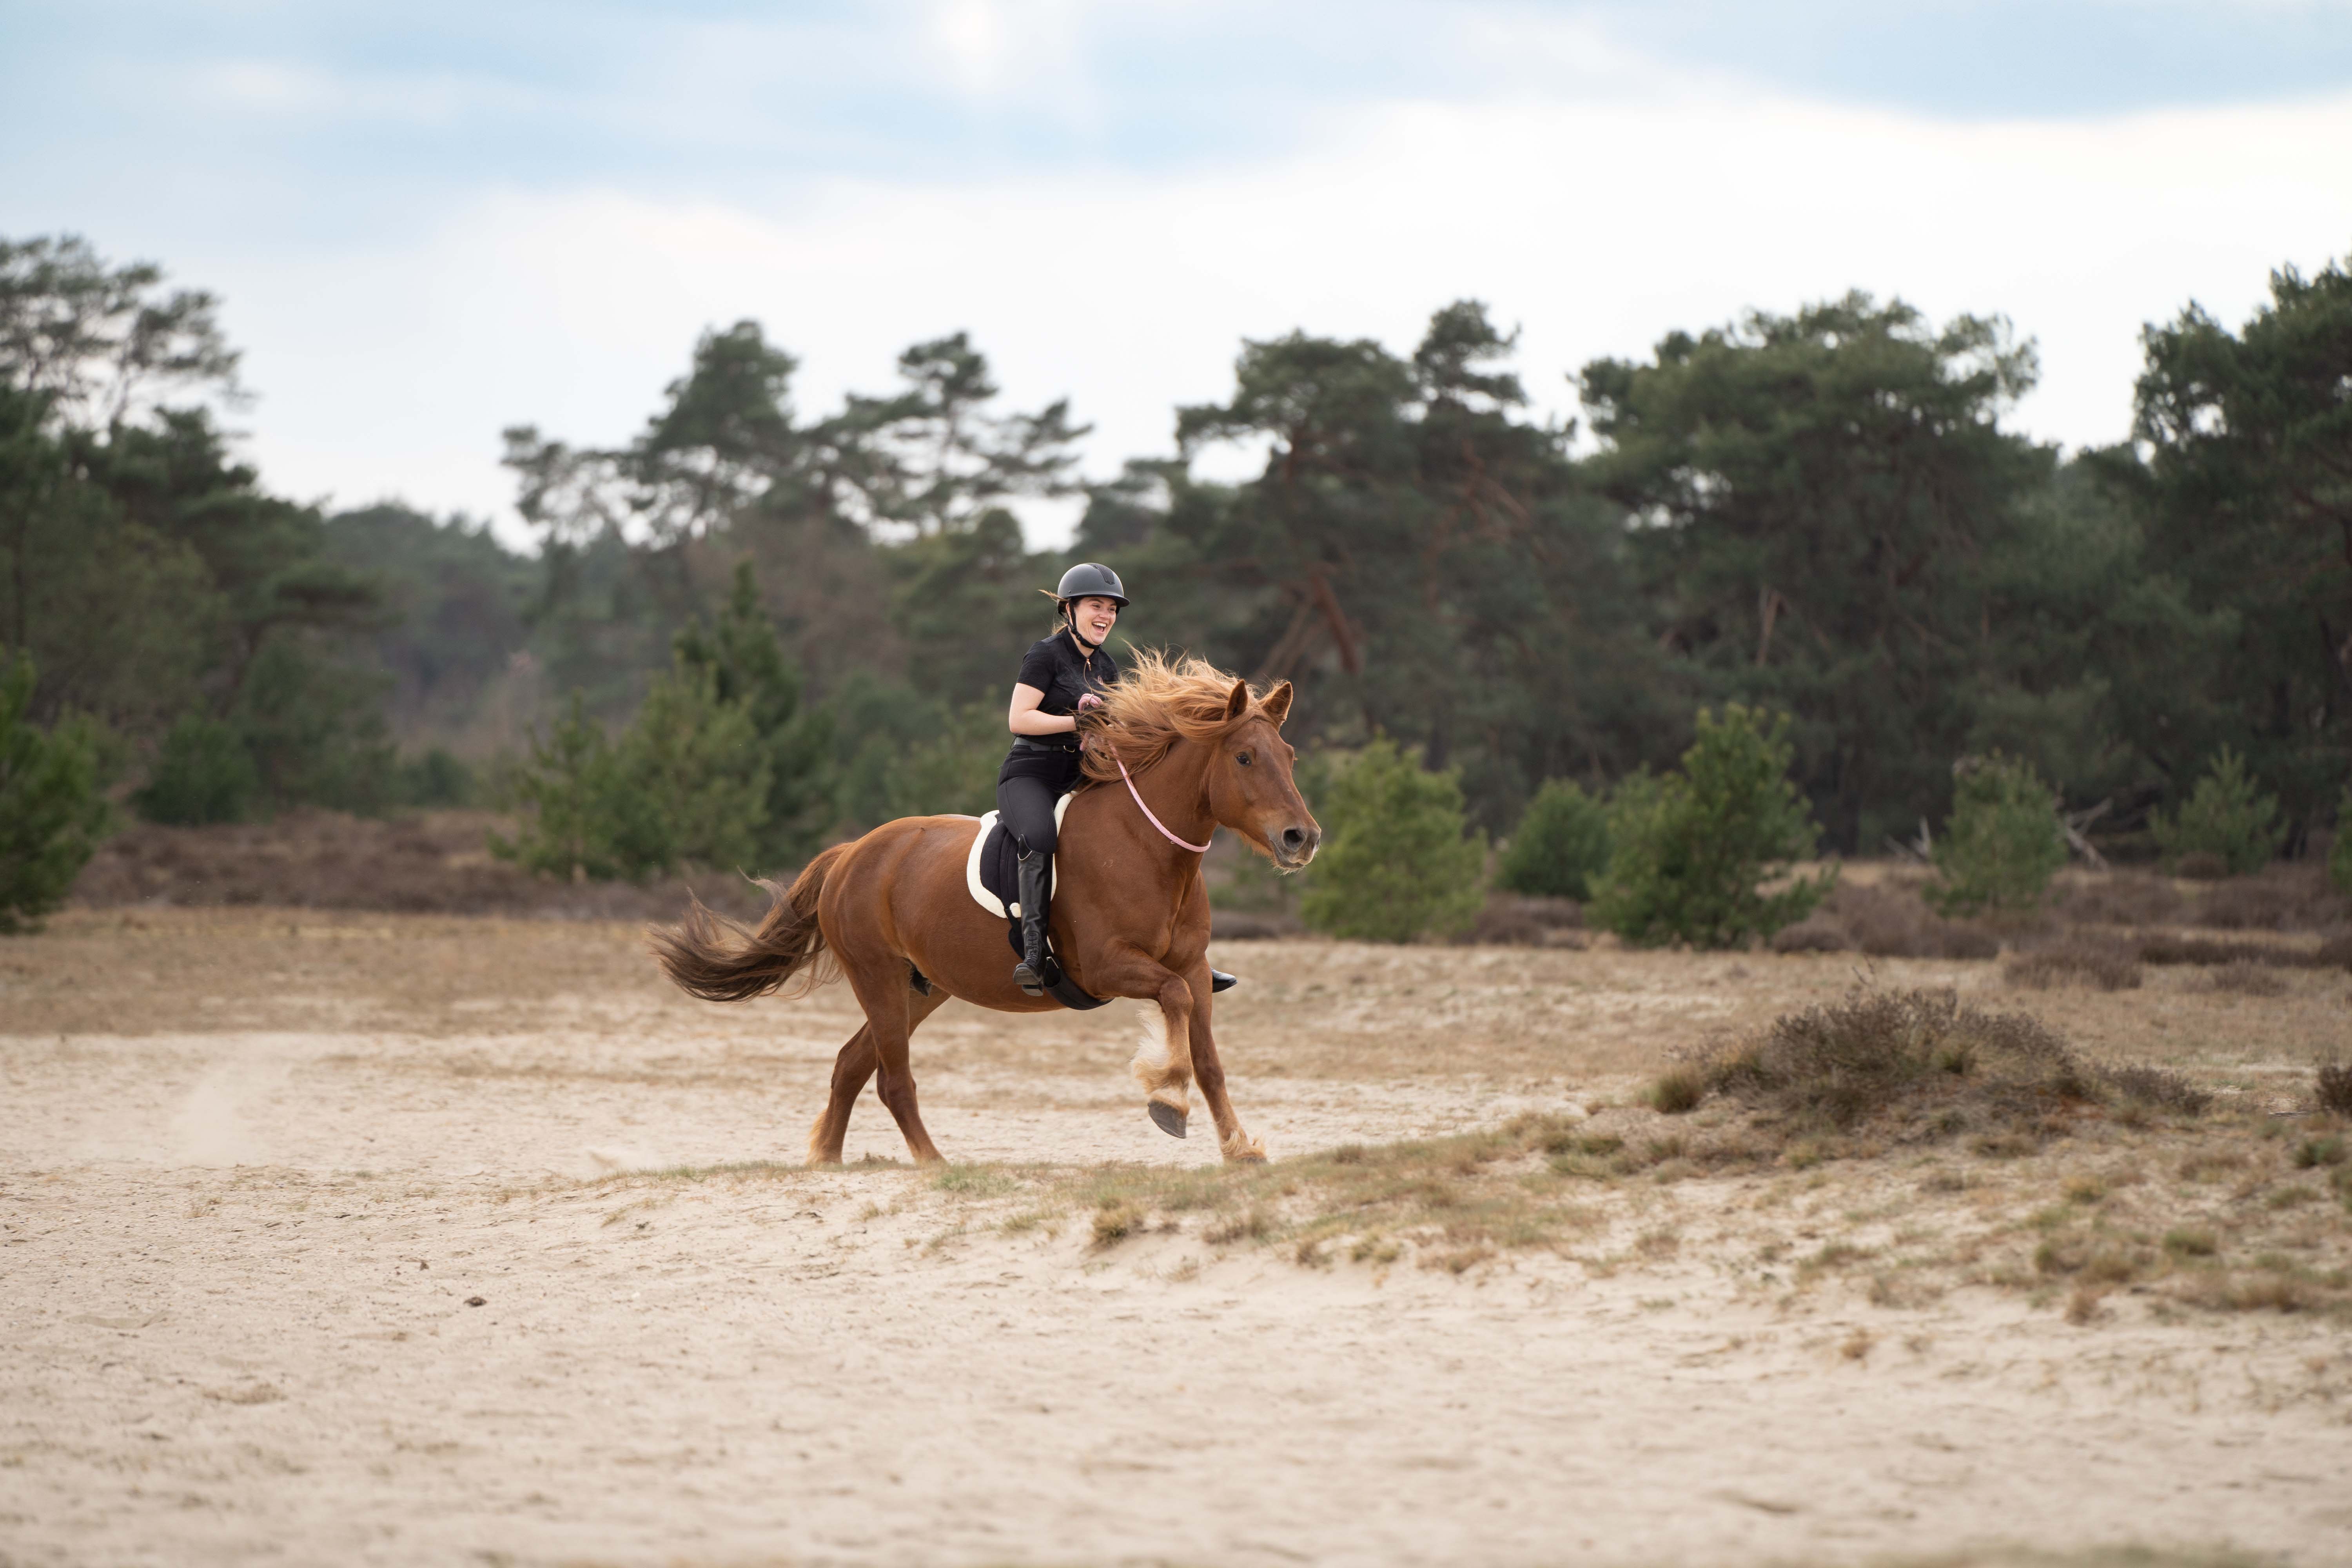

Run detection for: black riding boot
[[1012, 848, 1053, 996]]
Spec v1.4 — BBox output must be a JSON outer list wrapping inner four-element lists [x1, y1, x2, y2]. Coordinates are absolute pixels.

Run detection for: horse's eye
[[1237, 751, 1253, 766]]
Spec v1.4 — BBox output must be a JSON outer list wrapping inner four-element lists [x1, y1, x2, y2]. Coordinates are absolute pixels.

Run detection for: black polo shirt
[[1014, 629, 1120, 745], [1000, 630, 1120, 785]]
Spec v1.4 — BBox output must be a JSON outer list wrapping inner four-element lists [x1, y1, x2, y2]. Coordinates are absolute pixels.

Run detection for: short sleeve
[[1015, 639, 1060, 695]]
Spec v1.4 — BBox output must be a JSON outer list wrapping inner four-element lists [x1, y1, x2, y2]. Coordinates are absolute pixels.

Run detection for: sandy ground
[[4, 910, 2350, 1567]]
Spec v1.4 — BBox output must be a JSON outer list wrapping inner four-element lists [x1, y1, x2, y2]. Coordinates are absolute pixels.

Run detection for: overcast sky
[[6, 1, 2350, 546]]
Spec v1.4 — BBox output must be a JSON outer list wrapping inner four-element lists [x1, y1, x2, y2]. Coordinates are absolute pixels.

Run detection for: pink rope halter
[[1112, 752, 1213, 854]]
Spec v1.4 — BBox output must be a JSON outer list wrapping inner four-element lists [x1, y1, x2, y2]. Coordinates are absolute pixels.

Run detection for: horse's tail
[[649, 843, 852, 1003]]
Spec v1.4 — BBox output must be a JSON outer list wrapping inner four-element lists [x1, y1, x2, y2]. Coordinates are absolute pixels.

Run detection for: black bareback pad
[[977, 815, 1110, 1012]]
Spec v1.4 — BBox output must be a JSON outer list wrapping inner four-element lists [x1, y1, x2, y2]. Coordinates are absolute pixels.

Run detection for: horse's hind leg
[[808, 988, 947, 1167], [840, 968, 946, 1165], [807, 1027, 878, 1167]]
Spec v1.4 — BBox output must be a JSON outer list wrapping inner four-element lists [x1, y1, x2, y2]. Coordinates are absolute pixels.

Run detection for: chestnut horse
[[650, 655, 1320, 1167]]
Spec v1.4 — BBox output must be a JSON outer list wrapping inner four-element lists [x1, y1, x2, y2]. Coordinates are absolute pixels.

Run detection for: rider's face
[[1071, 596, 1119, 644]]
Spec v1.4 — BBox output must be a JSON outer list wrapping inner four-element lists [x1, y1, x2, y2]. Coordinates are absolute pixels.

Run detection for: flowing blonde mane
[[1077, 650, 1262, 784]]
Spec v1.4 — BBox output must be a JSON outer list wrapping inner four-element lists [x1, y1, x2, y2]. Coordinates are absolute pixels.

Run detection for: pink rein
[[1112, 751, 1213, 854]]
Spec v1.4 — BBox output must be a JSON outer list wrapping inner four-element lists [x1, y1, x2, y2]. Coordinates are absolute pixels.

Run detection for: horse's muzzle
[[1273, 822, 1320, 870]]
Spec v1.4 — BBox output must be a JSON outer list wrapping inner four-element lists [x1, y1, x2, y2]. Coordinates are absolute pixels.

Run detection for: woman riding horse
[[999, 563, 1234, 998], [650, 641, 1318, 1165]]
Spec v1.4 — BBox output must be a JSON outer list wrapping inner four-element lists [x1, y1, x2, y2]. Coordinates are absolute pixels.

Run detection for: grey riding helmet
[[1054, 562, 1129, 610]]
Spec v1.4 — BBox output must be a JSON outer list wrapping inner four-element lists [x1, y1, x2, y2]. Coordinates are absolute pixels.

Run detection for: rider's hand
[[1076, 692, 1104, 713]]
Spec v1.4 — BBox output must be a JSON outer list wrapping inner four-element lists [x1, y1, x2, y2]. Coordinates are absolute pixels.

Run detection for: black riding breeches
[[996, 774, 1065, 857]]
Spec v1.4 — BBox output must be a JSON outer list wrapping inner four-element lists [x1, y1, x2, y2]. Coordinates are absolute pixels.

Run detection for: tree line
[[2, 231, 2347, 921]]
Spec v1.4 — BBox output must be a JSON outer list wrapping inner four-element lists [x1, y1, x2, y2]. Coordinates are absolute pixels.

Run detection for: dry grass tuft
[[69, 808, 775, 920], [2190, 864, 2348, 932], [2051, 871, 2187, 928], [1773, 881, 1997, 960], [1648, 1065, 1705, 1114], [2318, 1060, 2352, 1118], [2162, 1227, 2218, 1258], [2194, 960, 2290, 996], [1456, 895, 1587, 949], [2004, 935, 2142, 992], [1767, 914, 1851, 953], [2137, 933, 2332, 969], [2100, 1064, 2212, 1117], [1091, 1201, 1144, 1247]]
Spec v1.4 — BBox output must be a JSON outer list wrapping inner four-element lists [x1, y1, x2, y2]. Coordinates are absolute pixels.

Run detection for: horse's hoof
[[1148, 1101, 1188, 1139]]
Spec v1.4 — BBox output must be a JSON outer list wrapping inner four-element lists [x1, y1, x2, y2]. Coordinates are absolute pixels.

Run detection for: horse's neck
[[1106, 737, 1215, 864]]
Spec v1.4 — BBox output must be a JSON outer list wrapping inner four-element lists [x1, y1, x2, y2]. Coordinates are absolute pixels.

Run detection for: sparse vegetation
[[2004, 935, 2143, 992], [2194, 960, 2288, 996]]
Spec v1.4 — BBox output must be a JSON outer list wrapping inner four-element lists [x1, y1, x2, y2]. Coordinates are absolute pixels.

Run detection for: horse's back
[[820, 814, 985, 926]]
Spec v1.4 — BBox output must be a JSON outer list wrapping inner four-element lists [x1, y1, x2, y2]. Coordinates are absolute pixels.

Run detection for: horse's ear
[[1260, 681, 1294, 728], [1224, 679, 1250, 722]]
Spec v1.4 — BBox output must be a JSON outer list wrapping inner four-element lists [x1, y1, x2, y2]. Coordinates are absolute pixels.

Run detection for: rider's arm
[[1008, 682, 1077, 737]]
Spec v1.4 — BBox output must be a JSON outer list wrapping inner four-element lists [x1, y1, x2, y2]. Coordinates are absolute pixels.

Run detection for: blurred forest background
[[3, 230, 2348, 914]]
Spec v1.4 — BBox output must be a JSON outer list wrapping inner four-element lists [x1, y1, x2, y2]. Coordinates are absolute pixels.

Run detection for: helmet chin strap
[[1064, 602, 1104, 653]]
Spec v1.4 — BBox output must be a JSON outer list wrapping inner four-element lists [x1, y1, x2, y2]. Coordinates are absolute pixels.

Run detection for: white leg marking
[[1129, 1004, 1191, 1117]]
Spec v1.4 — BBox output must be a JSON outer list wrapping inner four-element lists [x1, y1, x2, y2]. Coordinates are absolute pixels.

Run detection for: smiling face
[[1068, 595, 1120, 645]]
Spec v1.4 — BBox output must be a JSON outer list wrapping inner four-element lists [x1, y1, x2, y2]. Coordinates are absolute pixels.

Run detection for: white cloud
[[211, 84, 2352, 548]]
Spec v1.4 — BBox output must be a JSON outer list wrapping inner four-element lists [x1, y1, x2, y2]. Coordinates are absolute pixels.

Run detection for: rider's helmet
[[1054, 562, 1129, 610]]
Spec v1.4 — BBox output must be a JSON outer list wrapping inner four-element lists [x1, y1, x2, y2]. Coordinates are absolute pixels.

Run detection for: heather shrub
[[2003, 935, 2143, 992], [1690, 985, 2097, 1139]]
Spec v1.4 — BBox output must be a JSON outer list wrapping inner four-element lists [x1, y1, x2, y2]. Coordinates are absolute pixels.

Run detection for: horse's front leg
[[1183, 966, 1265, 1163], [1132, 968, 1198, 1140], [1088, 943, 1199, 1139]]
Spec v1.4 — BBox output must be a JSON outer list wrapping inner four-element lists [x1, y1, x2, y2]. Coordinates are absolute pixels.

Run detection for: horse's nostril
[[1281, 827, 1304, 852]]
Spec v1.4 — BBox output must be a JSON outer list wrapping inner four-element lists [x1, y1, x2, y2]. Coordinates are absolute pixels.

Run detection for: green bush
[[391, 747, 474, 809], [132, 714, 260, 825], [615, 661, 771, 873], [493, 664, 773, 884], [229, 636, 398, 815], [1927, 753, 2067, 916], [2151, 747, 2284, 876], [671, 563, 834, 864], [1592, 704, 1832, 949], [493, 566, 833, 882], [2331, 784, 2352, 897], [489, 693, 640, 882], [1497, 778, 1610, 899], [1298, 735, 1486, 942], [0, 653, 111, 933]]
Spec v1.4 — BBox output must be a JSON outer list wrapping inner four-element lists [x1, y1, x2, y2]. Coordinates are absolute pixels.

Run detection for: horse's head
[[1203, 679, 1320, 871]]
